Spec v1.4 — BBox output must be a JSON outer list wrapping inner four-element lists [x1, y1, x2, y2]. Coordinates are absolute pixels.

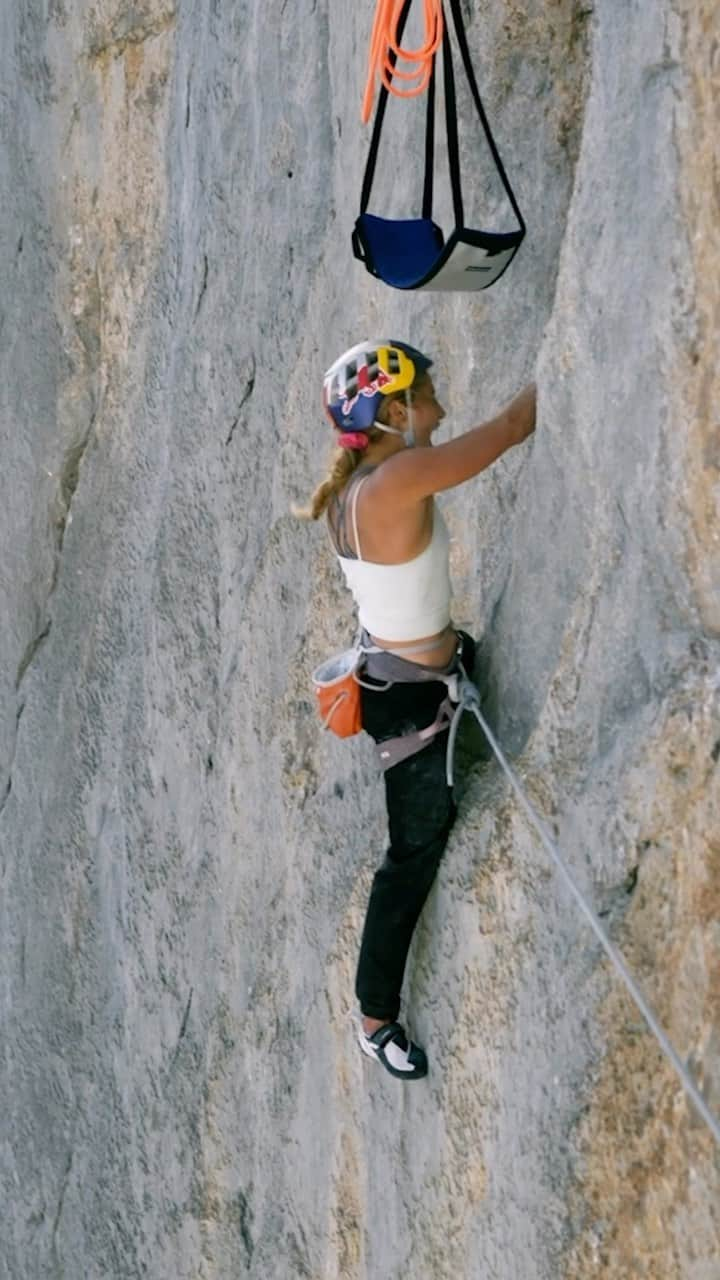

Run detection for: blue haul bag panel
[[353, 215, 523, 291]]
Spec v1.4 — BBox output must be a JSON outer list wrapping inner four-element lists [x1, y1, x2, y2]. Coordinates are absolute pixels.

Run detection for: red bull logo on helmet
[[323, 342, 423, 430], [340, 363, 392, 416]]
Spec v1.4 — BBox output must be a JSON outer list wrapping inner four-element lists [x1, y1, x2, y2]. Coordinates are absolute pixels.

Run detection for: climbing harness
[[353, 0, 526, 292], [312, 628, 457, 752], [360, 631, 461, 770], [447, 673, 720, 1147]]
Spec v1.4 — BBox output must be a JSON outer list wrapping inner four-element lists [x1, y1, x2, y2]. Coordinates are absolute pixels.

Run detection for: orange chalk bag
[[312, 649, 364, 738]]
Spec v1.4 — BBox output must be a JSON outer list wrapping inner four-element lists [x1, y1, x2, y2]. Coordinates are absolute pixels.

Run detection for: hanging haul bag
[[312, 649, 364, 737], [354, 0, 525, 292]]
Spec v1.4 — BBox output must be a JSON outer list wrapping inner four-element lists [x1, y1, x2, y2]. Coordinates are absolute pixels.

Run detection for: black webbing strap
[[359, 0, 414, 217], [441, 5, 464, 229], [358, 0, 524, 235], [446, 0, 525, 232], [421, 53, 437, 220]]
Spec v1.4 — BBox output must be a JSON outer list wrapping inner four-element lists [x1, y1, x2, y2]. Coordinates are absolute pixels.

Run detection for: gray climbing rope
[[446, 675, 720, 1147]]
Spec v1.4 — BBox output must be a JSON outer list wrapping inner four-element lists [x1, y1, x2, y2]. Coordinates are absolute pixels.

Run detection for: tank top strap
[[349, 472, 371, 562]]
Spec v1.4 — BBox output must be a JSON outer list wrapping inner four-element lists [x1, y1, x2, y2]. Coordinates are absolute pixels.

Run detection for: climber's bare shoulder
[[353, 475, 433, 563]]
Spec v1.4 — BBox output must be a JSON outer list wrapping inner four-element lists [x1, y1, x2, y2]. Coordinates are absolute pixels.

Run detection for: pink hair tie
[[337, 431, 369, 450]]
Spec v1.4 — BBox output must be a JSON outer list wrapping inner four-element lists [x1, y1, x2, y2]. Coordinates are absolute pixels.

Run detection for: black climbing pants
[[355, 632, 475, 1021]]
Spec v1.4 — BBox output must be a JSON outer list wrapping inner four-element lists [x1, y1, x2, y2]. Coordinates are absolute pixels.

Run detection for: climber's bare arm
[[373, 383, 536, 505]]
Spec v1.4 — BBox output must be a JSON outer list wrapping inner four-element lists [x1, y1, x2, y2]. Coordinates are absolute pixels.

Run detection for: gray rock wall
[[1, 2, 717, 1277]]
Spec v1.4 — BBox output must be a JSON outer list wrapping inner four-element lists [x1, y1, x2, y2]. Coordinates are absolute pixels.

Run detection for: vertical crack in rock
[[0, 780, 10, 818], [194, 254, 209, 318], [226, 355, 256, 445], [8, 401, 97, 816], [177, 988, 193, 1044], [170, 989, 194, 1068], [236, 1190, 254, 1265], [5, 216, 102, 824], [2, 685, 33, 824], [50, 1148, 73, 1265], [16, 627, 51, 689], [0, 701, 28, 822], [51, 410, 96, 592]]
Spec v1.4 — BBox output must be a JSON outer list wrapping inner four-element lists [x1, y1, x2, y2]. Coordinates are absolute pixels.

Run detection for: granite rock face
[[1, 2, 718, 1277]]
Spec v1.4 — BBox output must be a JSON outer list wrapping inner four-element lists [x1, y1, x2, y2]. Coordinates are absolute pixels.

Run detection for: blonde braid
[[294, 374, 429, 520], [293, 430, 382, 520]]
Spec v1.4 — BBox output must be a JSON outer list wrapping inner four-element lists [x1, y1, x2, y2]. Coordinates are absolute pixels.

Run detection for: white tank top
[[335, 474, 452, 641]]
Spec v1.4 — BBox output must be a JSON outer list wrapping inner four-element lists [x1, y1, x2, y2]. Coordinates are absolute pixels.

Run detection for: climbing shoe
[[358, 1021, 428, 1080]]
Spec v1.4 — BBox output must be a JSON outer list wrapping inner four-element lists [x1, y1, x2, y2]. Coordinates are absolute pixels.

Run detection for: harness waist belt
[[359, 629, 463, 771]]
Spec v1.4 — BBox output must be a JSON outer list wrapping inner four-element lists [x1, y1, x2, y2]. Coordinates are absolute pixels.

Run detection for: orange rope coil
[[361, 0, 445, 124]]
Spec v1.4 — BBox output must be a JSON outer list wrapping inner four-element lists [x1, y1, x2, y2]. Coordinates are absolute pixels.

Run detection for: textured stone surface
[[0, 1, 717, 1277]]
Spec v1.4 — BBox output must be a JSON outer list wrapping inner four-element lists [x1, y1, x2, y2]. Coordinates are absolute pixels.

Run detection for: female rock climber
[[301, 340, 536, 1080]]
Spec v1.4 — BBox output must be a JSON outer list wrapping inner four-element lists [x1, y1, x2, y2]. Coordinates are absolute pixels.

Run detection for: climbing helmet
[[322, 340, 433, 433]]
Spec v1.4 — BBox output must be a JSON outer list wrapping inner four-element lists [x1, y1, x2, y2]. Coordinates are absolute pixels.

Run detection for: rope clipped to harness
[[354, 0, 526, 292], [447, 673, 720, 1147]]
